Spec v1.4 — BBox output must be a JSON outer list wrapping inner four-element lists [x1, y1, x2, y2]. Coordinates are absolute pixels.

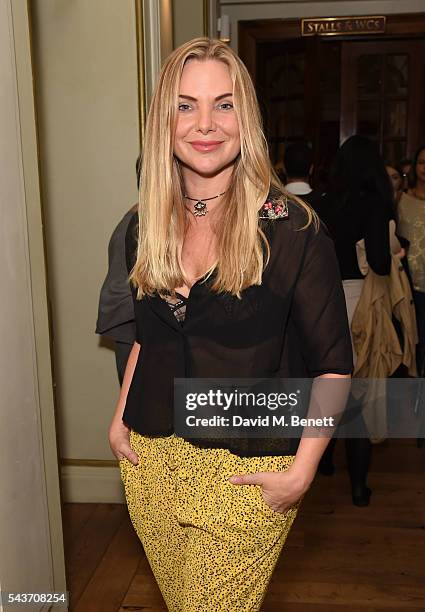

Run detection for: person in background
[[95, 156, 140, 385], [386, 163, 403, 207], [273, 157, 286, 185], [318, 135, 394, 506], [397, 145, 425, 376], [283, 141, 323, 211], [399, 158, 412, 192], [384, 162, 411, 286]]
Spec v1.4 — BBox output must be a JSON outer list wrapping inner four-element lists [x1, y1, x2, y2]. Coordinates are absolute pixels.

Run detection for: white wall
[[31, 1, 140, 472], [219, 0, 425, 49], [0, 0, 66, 606]]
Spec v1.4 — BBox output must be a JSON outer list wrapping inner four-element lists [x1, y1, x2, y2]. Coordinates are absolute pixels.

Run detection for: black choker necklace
[[184, 190, 226, 216]]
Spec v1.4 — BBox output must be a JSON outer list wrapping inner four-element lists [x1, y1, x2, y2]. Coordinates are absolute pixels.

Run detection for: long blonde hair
[[130, 37, 317, 298]]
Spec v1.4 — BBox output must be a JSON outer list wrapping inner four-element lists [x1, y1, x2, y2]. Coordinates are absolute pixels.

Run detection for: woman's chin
[[181, 159, 237, 179]]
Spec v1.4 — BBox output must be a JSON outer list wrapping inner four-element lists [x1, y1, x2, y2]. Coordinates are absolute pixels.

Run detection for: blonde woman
[[109, 38, 352, 611]]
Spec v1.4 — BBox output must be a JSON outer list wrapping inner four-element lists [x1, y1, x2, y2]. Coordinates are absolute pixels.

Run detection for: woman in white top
[[397, 145, 425, 375]]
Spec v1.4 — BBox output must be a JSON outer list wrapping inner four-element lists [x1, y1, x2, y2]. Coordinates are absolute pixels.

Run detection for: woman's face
[[173, 59, 241, 178], [386, 165, 402, 193], [416, 149, 425, 183]]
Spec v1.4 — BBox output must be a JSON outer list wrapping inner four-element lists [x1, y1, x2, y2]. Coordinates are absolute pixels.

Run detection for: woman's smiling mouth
[[189, 140, 224, 152]]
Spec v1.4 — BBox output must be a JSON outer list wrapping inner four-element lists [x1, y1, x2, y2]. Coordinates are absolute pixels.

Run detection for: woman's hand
[[228, 464, 313, 513], [108, 418, 139, 465], [394, 247, 406, 260], [108, 342, 141, 466]]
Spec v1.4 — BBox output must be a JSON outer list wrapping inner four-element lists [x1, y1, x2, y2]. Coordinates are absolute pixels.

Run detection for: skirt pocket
[[252, 484, 290, 522], [243, 454, 299, 523]]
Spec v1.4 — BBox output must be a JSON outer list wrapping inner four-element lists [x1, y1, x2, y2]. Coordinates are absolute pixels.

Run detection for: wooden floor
[[63, 439, 425, 611]]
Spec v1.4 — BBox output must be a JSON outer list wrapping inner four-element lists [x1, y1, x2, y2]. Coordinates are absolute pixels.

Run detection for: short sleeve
[[95, 210, 137, 343], [291, 221, 354, 377]]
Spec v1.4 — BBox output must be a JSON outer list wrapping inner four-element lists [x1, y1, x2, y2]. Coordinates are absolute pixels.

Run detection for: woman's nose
[[197, 107, 216, 134]]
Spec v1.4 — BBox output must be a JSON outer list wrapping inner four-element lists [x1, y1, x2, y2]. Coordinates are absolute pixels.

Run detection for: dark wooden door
[[239, 15, 425, 185], [256, 37, 341, 187], [256, 39, 309, 165], [340, 40, 425, 162]]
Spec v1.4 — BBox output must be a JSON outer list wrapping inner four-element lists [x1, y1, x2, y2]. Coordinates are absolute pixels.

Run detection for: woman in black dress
[[318, 135, 394, 506]]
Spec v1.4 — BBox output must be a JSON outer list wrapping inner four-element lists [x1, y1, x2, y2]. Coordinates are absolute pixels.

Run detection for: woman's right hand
[[109, 418, 139, 465], [394, 247, 406, 260]]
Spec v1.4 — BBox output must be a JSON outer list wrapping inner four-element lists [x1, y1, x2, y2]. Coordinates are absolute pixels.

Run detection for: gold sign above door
[[302, 16, 386, 37]]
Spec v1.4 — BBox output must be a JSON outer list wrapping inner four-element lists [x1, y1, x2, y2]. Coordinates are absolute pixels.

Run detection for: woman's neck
[[414, 179, 425, 194], [411, 180, 425, 200], [181, 165, 233, 211]]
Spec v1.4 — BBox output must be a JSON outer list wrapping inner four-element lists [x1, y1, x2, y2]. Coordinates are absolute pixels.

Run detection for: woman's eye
[[218, 102, 234, 110], [178, 103, 192, 111]]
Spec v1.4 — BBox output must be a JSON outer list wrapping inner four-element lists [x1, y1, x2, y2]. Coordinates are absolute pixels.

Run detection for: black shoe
[[352, 485, 371, 507]]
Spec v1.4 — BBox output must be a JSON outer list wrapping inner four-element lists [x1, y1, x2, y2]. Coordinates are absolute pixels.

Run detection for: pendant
[[193, 200, 208, 216]]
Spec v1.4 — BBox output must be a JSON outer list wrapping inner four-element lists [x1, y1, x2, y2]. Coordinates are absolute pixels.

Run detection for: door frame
[[239, 13, 425, 82], [2, 0, 67, 602]]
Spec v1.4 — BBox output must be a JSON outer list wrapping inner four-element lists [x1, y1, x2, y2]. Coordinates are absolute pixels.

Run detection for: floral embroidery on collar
[[259, 193, 289, 220]]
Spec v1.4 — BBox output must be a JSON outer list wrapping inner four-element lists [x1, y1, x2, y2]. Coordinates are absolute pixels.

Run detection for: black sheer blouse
[[123, 197, 353, 456]]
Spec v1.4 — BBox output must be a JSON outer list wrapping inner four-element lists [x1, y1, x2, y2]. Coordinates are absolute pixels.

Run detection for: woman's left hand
[[228, 465, 314, 513]]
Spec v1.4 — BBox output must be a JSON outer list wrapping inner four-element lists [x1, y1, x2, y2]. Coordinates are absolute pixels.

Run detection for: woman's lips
[[189, 141, 223, 152]]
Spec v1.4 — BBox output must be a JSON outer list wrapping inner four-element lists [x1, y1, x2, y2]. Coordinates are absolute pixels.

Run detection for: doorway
[[239, 13, 425, 188], [341, 40, 425, 162]]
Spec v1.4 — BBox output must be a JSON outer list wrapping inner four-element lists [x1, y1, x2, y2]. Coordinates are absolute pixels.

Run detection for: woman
[[318, 136, 394, 506], [386, 163, 403, 207], [398, 145, 425, 375], [108, 38, 352, 611]]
